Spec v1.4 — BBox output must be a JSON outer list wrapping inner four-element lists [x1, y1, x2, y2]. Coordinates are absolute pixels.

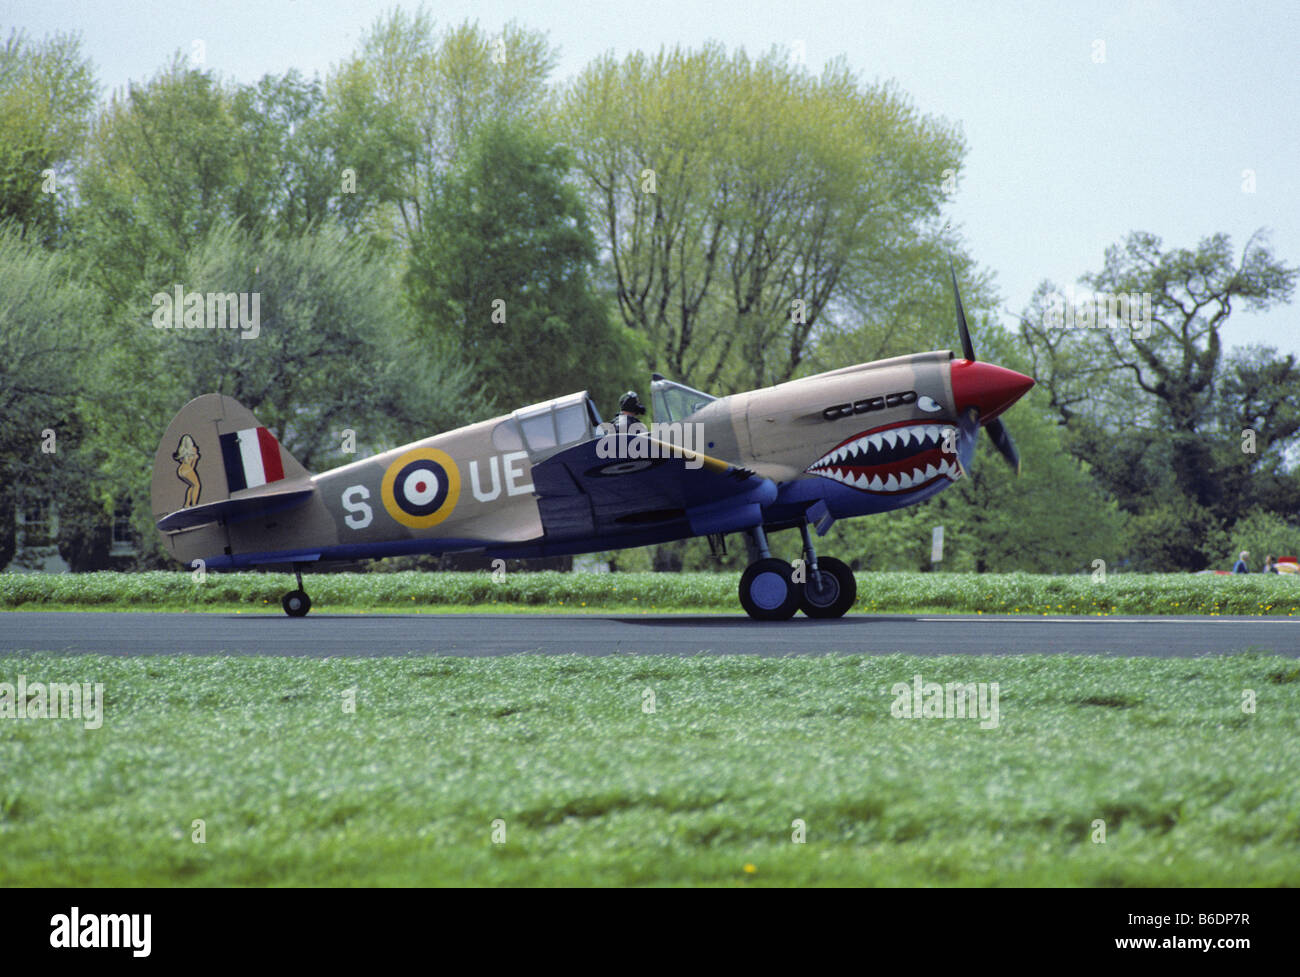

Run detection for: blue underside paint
[[769, 470, 953, 523], [202, 524, 708, 568]]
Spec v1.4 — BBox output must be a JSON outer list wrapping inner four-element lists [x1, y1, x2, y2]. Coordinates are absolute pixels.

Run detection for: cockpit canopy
[[490, 381, 718, 465], [492, 391, 603, 463], [650, 376, 717, 424]]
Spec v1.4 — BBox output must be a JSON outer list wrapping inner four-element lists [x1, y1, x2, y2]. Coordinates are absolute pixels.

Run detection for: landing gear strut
[[736, 523, 858, 621], [281, 563, 312, 617], [796, 522, 856, 619]]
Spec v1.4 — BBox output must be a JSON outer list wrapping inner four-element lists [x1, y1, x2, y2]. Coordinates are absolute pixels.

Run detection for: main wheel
[[799, 556, 857, 619], [282, 590, 312, 617], [738, 558, 801, 621]]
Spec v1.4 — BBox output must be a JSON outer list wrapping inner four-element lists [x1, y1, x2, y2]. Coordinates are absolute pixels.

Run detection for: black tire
[[738, 558, 801, 621], [799, 556, 857, 619], [282, 590, 311, 617]]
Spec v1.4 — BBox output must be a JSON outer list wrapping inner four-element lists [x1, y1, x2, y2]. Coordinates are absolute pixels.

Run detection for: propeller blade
[[955, 408, 980, 479], [985, 417, 1021, 474], [948, 259, 976, 361], [949, 257, 1025, 475]]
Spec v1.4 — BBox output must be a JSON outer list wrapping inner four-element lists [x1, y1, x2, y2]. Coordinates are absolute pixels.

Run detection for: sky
[[9, 0, 1299, 355]]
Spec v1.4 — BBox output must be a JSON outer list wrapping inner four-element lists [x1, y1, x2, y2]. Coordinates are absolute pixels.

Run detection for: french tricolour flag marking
[[220, 426, 285, 491]]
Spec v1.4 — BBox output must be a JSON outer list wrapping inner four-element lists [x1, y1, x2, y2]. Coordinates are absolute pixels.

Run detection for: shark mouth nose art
[[806, 420, 959, 493]]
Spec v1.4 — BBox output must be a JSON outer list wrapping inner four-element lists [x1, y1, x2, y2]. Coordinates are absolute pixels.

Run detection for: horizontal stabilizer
[[156, 484, 315, 533]]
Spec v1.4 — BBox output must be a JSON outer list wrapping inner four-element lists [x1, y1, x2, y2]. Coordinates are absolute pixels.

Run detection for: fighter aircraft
[[150, 270, 1034, 619]]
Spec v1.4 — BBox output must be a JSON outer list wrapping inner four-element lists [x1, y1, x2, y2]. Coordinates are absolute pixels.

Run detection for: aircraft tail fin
[[151, 394, 313, 532]]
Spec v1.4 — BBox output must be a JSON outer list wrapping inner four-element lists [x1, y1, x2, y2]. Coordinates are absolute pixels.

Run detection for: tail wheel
[[738, 559, 801, 621], [282, 590, 311, 617], [799, 556, 857, 619]]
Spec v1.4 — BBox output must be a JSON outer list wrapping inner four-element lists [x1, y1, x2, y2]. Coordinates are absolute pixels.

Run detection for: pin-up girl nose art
[[172, 434, 202, 508]]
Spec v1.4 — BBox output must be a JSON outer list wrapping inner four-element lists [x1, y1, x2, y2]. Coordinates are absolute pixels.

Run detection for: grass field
[[3, 652, 1298, 886], [2, 570, 1299, 616]]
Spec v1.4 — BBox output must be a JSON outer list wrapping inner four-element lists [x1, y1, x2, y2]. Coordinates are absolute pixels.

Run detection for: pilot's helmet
[[619, 391, 647, 415]]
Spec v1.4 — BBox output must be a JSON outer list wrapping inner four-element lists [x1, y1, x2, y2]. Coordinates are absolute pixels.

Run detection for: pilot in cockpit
[[606, 391, 649, 435]]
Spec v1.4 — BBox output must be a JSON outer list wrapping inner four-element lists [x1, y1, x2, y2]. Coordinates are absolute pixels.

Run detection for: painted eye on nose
[[917, 395, 942, 413]]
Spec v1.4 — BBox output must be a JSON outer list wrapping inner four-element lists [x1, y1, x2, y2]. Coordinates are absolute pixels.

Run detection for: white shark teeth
[[814, 466, 947, 492], [809, 420, 967, 490]]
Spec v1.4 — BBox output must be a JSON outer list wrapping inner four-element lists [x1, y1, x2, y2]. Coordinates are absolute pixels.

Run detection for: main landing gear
[[737, 523, 857, 621], [281, 563, 312, 617]]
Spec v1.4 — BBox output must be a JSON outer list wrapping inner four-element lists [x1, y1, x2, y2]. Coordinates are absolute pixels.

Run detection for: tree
[[1124, 502, 1229, 573], [0, 226, 107, 568], [555, 45, 964, 393], [0, 29, 97, 243], [325, 10, 557, 244], [75, 58, 246, 304], [228, 70, 339, 237], [808, 246, 1001, 374], [1211, 345, 1300, 518], [406, 119, 643, 412], [1228, 511, 1300, 566], [1020, 230, 1299, 568], [75, 61, 385, 302]]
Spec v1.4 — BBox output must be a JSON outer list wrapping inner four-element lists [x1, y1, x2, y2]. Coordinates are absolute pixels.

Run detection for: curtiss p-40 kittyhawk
[[151, 270, 1033, 619]]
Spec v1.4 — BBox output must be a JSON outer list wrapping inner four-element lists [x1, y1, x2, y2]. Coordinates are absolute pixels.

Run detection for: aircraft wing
[[530, 435, 776, 539]]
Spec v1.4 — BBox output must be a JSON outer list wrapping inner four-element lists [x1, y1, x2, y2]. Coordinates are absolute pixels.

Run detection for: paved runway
[[1, 611, 1296, 657]]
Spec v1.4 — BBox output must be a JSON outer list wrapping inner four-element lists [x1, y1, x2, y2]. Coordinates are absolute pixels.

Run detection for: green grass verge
[[2, 570, 1299, 615], [2, 652, 1298, 886]]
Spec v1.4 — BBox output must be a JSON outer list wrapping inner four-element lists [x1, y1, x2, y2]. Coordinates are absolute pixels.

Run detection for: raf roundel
[[585, 458, 666, 477], [381, 447, 461, 528]]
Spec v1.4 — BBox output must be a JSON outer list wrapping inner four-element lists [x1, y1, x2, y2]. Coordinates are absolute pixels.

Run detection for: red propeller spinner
[[949, 359, 1035, 424]]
